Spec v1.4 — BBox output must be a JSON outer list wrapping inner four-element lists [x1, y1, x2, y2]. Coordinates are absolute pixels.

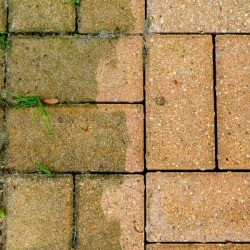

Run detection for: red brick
[[216, 35, 250, 169], [146, 35, 214, 170]]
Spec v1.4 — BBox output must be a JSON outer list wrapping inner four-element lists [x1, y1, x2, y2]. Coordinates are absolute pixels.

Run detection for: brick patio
[[0, 1, 249, 249]]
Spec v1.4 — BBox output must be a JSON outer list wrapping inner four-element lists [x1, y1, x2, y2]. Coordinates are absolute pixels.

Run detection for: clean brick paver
[[146, 172, 250, 242], [148, 0, 250, 33], [146, 244, 250, 250], [78, 0, 144, 34], [217, 35, 250, 170], [5, 175, 73, 249], [9, 0, 75, 32], [6, 105, 144, 172], [76, 174, 144, 249], [0, 0, 6, 31], [146, 35, 214, 170], [7, 36, 143, 102]]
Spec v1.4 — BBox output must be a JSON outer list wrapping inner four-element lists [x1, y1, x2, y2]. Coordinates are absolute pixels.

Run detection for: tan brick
[[148, 0, 250, 33], [76, 174, 144, 250], [0, 45, 4, 84], [216, 35, 250, 170], [78, 0, 144, 34], [0, 108, 3, 152], [146, 244, 250, 250], [5, 174, 73, 249], [146, 173, 250, 242], [9, 0, 75, 32], [7, 36, 143, 102], [146, 35, 214, 170], [6, 105, 144, 172], [0, 0, 6, 31]]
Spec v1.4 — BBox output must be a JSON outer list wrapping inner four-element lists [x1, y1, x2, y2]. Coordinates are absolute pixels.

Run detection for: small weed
[[35, 163, 54, 178], [8, 93, 53, 135], [0, 32, 8, 51], [73, 33, 80, 38], [0, 210, 5, 218], [64, 0, 80, 5]]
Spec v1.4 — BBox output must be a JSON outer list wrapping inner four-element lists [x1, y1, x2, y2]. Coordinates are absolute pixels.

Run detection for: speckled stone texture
[[7, 36, 143, 102], [146, 172, 250, 242], [146, 35, 214, 170], [78, 0, 144, 34], [0, 0, 6, 31], [9, 0, 75, 32], [76, 174, 144, 250], [5, 175, 73, 250], [6, 105, 144, 172], [146, 244, 250, 250], [216, 35, 250, 170], [148, 0, 250, 33], [0, 46, 4, 85], [0, 109, 3, 154]]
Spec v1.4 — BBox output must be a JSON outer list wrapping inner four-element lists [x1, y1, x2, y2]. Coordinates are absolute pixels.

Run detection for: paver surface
[[5, 175, 73, 249], [147, 172, 250, 242], [9, 0, 75, 32], [7, 36, 143, 102], [148, 0, 250, 33], [146, 244, 250, 250], [0, 0, 6, 31], [146, 35, 214, 170], [6, 105, 144, 172], [76, 174, 144, 249], [216, 35, 250, 170], [78, 0, 144, 34]]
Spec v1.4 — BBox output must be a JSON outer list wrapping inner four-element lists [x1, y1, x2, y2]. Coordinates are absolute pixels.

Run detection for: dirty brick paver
[[0, 0, 6, 31], [217, 35, 250, 170], [76, 174, 144, 249], [0, 46, 3, 87], [147, 0, 250, 33], [9, 0, 75, 32], [146, 172, 250, 242], [146, 244, 250, 250], [7, 36, 143, 102], [78, 0, 144, 34], [146, 35, 214, 170], [6, 105, 144, 172], [5, 175, 73, 249]]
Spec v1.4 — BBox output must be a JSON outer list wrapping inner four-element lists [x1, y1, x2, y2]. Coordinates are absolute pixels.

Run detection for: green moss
[[80, 0, 135, 33], [78, 175, 124, 249]]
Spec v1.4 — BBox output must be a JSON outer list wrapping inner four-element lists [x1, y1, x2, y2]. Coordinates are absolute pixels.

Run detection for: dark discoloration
[[79, 0, 135, 33], [76, 175, 124, 250], [6, 105, 129, 172]]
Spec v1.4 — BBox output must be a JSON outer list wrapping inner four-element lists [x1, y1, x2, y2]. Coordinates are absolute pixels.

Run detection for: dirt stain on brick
[[77, 175, 124, 249]]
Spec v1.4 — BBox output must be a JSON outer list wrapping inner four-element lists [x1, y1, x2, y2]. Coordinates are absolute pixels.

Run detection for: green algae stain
[[81, 0, 135, 33], [78, 175, 124, 249]]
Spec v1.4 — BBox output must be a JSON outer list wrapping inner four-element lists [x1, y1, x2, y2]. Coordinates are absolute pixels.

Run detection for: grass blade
[[35, 163, 53, 178]]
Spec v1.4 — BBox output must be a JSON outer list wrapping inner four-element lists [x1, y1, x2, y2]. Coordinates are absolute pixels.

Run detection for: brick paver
[[146, 35, 214, 170], [78, 0, 144, 34], [146, 244, 250, 250], [76, 174, 144, 249], [9, 0, 75, 32], [5, 175, 73, 249], [0, 0, 6, 31], [216, 35, 250, 170], [147, 0, 250, 33], [6, 105, 144, 172], [0, 46, 3, 86], [7, 36, 143, 102], [146, 172, 250, 242]]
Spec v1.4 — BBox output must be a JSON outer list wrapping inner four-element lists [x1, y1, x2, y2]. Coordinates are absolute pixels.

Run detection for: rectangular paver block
[[7, 36, 143, 102], [6, 105, 144, 172], [0, 46, 4, 84], [147, 244, 250, 250], [146, 35, 214, 170], [76, 174, 144, 249], [78, 0, 144, 34], [216, 35, 250, 170], [0, 0, 6, 31], [148, 0, 250, 33], [5, 175, 73, 249], [146, 173, 250, 242], [9, 0, 75, 32]]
